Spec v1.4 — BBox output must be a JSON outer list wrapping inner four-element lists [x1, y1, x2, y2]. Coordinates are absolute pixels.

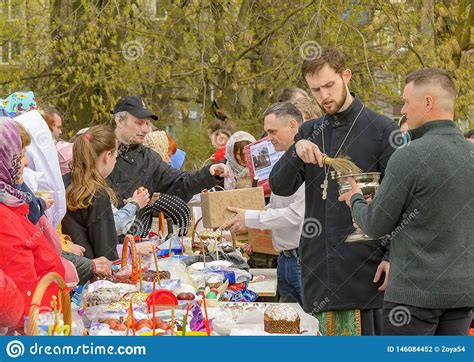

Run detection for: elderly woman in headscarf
[[224, 131, 256, 190], [0, 117, 65, 330]]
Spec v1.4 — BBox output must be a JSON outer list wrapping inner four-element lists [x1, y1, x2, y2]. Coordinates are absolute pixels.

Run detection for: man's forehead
[[305, 64, 340, 87], [264, 113, 278, 125], [264, 114, 286, 130], [403, 82, 426, 99], [129, 114, 151, 123]]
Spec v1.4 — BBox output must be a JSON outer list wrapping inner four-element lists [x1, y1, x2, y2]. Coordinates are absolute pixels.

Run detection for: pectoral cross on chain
[[321, 177, 329, 200]]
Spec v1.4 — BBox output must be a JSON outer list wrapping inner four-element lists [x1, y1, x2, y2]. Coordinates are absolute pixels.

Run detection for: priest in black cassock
[[270, 47, 400, 335]]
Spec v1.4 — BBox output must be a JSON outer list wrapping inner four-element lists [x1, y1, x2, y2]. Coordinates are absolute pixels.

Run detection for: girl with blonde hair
[[62, 125, 139, 260]]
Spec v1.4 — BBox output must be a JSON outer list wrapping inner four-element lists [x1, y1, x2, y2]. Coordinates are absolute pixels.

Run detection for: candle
[[170, 306, 175, 336], [159, 212, 165, 238], [126, 302, 130, 337], [198, 234, 206, 268], [129, 301, 135, 336], [152, 280, 156, 336], [152, 245, 161, 285], [217, 231, 222, 261], [182, 303, 191, 336], [138, 253, 143, 293], [202, 292, 211, 336]]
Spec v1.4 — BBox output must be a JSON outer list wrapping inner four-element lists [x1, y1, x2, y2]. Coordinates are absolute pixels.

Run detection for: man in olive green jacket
[[340, 68, 473, 335]]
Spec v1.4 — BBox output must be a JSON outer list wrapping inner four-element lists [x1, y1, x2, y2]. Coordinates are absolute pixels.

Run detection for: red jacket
[[0, 203, 65, 328], [0, 269, 24, 328], [212, 145, 227, 163]]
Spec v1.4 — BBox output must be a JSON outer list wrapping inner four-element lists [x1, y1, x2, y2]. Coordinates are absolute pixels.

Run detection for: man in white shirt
[[221, 102, 305, 305]]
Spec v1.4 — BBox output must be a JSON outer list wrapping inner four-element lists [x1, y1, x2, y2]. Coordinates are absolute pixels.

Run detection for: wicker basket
[[26, 272, 71, 336], [264, 313, 300, 334]]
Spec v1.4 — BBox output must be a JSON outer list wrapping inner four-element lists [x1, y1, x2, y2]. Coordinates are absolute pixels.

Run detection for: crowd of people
[[0, 47, 472, 336]]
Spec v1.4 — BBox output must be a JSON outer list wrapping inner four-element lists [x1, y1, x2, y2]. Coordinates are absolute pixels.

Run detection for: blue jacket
[[18, 183, 46, 225]]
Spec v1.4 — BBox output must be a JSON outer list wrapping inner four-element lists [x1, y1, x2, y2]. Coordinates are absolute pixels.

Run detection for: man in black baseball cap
[[113, 95, 158, 121], [108, 95, 228, 206]]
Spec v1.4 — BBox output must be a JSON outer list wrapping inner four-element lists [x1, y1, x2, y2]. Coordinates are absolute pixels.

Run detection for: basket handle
[[27, 272, 71, 336], [121, 234, 136, 268], [190, 217, 207, 266], [201, 157, 214, 168], [159, 211, 165, 237], [191, 217, 203, 244], [122, 234, 139, 284]]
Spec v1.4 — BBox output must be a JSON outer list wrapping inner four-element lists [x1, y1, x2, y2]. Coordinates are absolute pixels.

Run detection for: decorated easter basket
[[113, 234, 139, 284], [26, 272, 71, 336]]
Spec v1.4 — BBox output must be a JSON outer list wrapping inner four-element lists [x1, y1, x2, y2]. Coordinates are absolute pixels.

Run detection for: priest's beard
[[319, 84, 348, 115]]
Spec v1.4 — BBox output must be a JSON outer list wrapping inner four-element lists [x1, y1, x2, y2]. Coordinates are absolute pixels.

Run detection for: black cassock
[[270, 96, 400, 318]]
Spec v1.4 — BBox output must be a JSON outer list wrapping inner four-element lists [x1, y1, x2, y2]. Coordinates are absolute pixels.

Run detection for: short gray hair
[[263, 102, 303, 125], [110, 111, 129, 129]]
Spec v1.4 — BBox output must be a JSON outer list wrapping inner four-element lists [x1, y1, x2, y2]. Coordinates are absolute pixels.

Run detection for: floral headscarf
[[224, 131, 256, 189], [0, 117, 31, 206], [1, 91, 37, 117]]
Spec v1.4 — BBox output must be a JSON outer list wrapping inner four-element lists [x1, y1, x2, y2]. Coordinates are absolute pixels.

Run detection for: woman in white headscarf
[[224, 131, 256, 190], [6, 91, 66, 229]]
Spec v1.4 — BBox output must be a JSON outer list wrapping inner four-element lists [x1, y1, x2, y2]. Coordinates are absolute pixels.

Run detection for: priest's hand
[[209, 163, 230, 178], [295, 140, 325, 167], [338, 177, 363, 207], [373, 260, 390, 291], [219, 206, 248, 233]]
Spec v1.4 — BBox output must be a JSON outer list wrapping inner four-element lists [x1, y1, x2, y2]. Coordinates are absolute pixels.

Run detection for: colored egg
[[135, 319, 152, 331], [206, 291, 217, 299], [115, 324, 127, 331]]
